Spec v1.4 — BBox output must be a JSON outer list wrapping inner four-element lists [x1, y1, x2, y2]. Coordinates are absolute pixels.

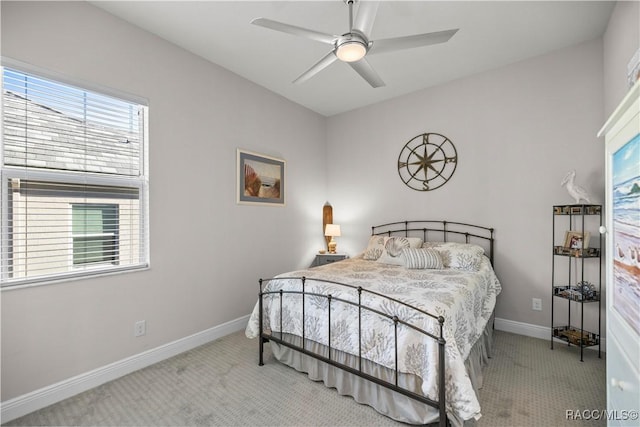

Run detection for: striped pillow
[[403, 248, 443, 269]]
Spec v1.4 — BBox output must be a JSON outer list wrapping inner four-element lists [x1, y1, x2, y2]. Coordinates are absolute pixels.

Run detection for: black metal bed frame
[[257, 220, 495, 427], [371, 220, 495, 266]]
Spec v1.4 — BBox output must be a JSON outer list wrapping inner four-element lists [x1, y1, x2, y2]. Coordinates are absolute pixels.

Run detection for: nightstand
[[312, 253, 347, 267]]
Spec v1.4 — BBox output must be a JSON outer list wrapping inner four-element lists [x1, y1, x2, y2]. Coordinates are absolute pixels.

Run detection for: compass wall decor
[[397, 132, 458, 191]]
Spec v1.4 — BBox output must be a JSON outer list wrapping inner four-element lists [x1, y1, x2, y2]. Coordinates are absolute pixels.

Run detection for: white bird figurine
[[561, 170, 593, 203]]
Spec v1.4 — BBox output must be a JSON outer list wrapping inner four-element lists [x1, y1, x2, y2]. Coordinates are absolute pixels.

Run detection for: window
[[72, 204, 118, 266], [1, 66, 149, 287]]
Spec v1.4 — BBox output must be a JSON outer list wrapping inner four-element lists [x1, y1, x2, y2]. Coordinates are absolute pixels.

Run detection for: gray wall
[[325, 38, 605, 331], [603, 1, 640, 116], [1, 1, 327, 400]]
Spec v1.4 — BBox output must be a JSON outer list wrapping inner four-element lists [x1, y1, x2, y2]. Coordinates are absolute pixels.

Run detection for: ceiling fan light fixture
[[336, 41, 367, 62]]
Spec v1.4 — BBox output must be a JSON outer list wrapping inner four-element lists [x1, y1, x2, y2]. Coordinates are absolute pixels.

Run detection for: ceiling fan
[[251, 0, 458, 88]]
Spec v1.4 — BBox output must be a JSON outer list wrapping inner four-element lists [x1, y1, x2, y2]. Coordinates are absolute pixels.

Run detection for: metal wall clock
[[397, 132, 458, 191]]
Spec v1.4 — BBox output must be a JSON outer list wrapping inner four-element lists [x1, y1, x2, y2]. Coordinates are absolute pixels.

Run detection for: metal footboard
[[257, 276, 448, 427]]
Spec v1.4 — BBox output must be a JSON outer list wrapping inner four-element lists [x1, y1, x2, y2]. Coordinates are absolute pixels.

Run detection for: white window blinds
[[1, 67, 149, 287]]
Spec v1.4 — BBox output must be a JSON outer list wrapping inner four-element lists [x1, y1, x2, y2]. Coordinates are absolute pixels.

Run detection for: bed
[[245, 221, 501, 426]]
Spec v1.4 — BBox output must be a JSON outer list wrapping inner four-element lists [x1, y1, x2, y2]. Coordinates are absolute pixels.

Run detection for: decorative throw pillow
[[362, 236, 387, 260], [406, 237, 424, 249], [363, 236, 423, 261], [376, 237, 411, 265], [422, 242, 484, 271], [403, 248, 444, 269]]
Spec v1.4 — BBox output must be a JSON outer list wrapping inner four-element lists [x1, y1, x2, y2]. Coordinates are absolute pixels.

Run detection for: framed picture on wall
[[237, 149, 285, 206]]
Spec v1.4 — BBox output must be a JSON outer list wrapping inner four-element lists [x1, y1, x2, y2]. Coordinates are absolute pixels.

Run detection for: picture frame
[[564, 231, 590, 249], [570, 206, 584, 215], [237, 149, 285, 206]]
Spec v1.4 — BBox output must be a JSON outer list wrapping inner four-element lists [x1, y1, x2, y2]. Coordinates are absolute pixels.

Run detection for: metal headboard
[[371, 220, 495, 266]]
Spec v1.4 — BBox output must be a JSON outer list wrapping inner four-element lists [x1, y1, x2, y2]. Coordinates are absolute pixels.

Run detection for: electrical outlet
[[134, 320, 146, 337], [532, 298, 542, 311]]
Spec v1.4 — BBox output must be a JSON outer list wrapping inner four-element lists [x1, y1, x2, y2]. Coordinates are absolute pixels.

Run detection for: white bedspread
[[245, 256, 501, 422]]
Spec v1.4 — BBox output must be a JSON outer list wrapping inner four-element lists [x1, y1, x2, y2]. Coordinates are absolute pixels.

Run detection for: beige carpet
[[4, 330, 605, 427], [476, 332, 605, 426]]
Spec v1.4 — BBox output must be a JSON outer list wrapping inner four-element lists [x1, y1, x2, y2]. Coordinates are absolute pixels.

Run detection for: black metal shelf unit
[[551, 204, 602, 361]]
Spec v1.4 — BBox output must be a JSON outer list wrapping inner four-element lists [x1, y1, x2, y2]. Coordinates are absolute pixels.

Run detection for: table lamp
[[324, 224, 341, 254]]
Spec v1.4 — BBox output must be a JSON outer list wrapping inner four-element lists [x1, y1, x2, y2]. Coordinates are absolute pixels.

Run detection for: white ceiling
[[90, 1, 615, 117]]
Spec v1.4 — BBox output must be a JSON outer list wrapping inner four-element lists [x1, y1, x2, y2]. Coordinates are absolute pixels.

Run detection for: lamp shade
[[324, 224, 341, 237]]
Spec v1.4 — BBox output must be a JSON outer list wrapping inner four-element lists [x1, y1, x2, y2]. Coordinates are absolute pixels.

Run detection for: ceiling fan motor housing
[[335, 32, 369, 62]]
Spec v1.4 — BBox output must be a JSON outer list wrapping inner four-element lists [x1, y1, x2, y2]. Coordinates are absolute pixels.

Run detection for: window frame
[[0, 60, 150, 288]]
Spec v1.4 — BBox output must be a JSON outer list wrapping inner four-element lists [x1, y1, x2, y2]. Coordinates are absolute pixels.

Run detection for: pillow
[[362, 236, 422, 260], [403, 248, 443, 269], [362, 235, 386, 260], [422, 242, 484, 271], [376, 237, 411, 265], [406, 237, 424, 249]]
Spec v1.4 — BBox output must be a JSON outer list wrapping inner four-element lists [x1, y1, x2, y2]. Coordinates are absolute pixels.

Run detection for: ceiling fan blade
[[251, 18, 336, 45], [293, 51, 338, 85], [352, 1, 379, 38], [349, 58, 385, 88], [368, 29, 459, 55]]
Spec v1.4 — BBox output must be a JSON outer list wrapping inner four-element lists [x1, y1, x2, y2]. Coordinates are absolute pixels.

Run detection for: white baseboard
[[494, 317, 550, 340], [494, 317, 606, 352], [1, 314, 250, 423]]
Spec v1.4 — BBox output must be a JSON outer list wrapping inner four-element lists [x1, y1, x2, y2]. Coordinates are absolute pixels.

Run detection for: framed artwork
[[611, 133, 640, 335], [563, 231, 590, 249], [237, 149, 285, 206]]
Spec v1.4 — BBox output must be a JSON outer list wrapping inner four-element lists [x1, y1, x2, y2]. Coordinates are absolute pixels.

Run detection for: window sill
[[0, 264, 150, 292]]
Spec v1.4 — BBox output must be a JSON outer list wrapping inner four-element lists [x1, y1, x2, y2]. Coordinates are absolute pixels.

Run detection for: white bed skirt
[[269, 313, 494, 427]]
